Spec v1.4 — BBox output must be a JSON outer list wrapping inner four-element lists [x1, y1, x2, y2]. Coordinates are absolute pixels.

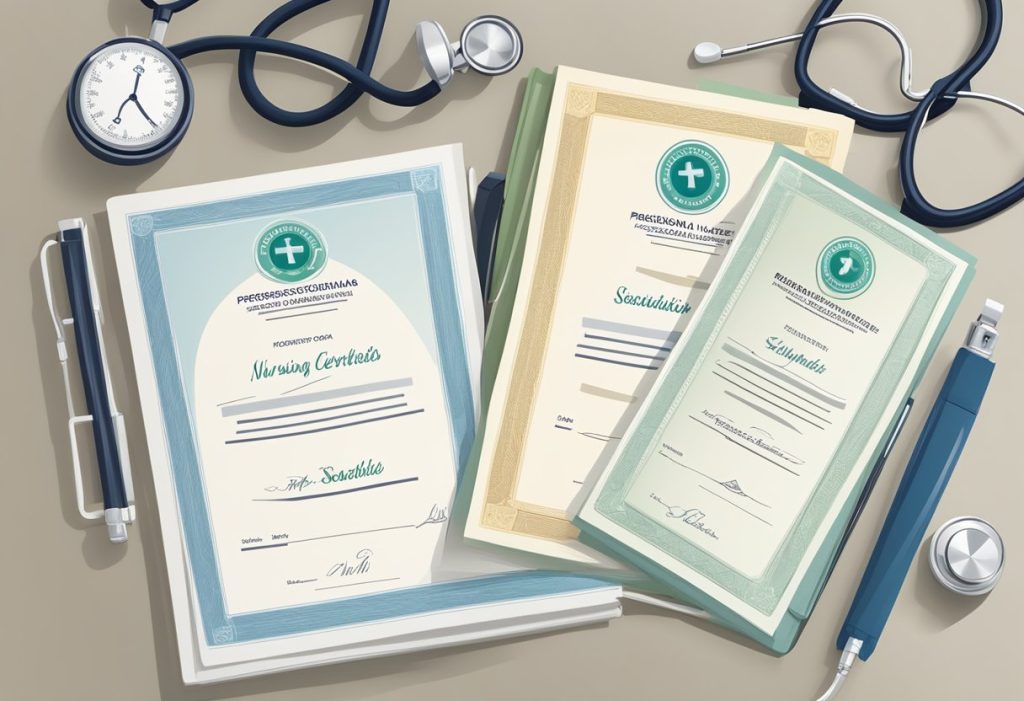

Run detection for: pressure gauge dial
[[67, 37, 193, 165]]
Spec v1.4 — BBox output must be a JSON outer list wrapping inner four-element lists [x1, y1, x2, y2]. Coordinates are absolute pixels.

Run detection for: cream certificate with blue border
[[575, 146, 974, 634], [108, 147, 620, 671]]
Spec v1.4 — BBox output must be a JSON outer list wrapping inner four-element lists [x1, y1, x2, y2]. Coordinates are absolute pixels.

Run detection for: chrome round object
[[415, 20, 455, 86], [460, 16, 523, 76], [929, 516, 1004, 596]]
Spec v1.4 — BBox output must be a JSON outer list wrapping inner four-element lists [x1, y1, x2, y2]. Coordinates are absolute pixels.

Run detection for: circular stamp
[[656, 140, 730, 214], [255, 221, 327, 284], [817, 237, 875, 299]]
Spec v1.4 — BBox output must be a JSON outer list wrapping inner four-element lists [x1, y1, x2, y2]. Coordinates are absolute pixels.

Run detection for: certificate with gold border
[[463, 67, 855, 565]]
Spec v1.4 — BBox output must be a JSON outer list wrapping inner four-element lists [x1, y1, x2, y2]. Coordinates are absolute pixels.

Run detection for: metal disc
[[415, 20, 455, 86], [946, 527, 1002, 584], [460, 16, 523, 75], [929, 517, 1004, 596]]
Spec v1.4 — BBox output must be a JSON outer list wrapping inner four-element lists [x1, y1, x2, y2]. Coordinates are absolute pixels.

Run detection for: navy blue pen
[[472, 172, 506, 307], [814, 300, 1002, 700], [42, 219, 134, 543]]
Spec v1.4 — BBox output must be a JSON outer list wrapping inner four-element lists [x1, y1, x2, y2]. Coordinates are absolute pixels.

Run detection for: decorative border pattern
[[127, 168, 488, 646], [591, 155, 957, 614], [480, 83, 843, 543]]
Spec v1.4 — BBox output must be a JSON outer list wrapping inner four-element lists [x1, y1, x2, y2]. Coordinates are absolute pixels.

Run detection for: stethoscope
[[694, 0, 1024, 228], [66, 0, 523, 165]]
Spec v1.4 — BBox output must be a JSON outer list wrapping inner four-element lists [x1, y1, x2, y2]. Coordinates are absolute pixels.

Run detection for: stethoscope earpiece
[[416, 16, 523, 87], [693, 42, 723, 64]]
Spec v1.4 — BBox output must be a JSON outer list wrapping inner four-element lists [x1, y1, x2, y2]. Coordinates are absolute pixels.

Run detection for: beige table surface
[[3, 1, 1022, 699]]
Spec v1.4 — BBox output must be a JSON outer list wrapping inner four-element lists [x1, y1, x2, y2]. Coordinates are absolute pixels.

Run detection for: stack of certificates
[[106, 67, 973, 683], [461, 68, 972, 648]]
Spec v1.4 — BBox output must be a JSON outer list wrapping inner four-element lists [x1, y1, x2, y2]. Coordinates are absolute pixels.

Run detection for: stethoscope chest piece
[[929, 516, 1004, 596], [416, 16, 522, 86]]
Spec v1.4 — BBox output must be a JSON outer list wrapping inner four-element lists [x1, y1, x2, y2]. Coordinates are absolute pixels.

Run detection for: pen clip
[[40, 228, 135, 526]]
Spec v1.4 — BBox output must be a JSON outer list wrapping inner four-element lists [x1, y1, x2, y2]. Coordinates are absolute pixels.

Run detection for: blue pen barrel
[[59, 228, 128, 510], [838, 347, 994, 660]]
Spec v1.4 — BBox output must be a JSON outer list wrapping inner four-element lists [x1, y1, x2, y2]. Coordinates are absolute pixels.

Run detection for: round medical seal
[[255, 221, 327, 283], [656, 140, 730, 214], [817, 237, 875, 299]]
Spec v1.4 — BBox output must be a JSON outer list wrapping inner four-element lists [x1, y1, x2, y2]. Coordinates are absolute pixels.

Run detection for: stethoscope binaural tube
[[899, 82, 1024, 227], [793, 0, 977, 131], [697, 0, 1020, 227], [896, 0, 1014, 227]]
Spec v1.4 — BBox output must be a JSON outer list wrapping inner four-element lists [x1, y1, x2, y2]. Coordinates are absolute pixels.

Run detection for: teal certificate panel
[[576, 145, 973, 639]]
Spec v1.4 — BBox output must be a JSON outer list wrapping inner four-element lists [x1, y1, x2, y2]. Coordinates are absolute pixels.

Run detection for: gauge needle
[[133, 99, 159, 129], [112, 96, 131, 125], [112, 71, 143, 126]]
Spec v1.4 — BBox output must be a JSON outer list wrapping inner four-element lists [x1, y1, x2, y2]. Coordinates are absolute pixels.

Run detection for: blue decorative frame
[[126, 166, 605, 646]]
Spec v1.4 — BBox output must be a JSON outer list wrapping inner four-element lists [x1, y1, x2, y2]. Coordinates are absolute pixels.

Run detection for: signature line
[[241, 523, 419, 551], [657, 450, 771, 508], [240, 542, 288, 552], [314, 577, 400, 592], [252, 476, 419, 502], [688, 415, 800, 476], [698, 485, 773, 527]]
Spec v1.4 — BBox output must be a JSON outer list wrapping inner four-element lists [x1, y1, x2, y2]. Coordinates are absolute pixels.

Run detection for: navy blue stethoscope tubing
[[899, 79, 1024, 228], [235, 0, 394, 126], [897, 1, 1024, 227], [794, 0, 978, 130], [796, 0, 1013, 227], [149, 0, 441, 127]]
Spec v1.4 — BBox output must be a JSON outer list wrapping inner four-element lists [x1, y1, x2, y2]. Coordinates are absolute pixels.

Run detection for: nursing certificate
[[464, 67, 854, 565], [109, 146, 484, 657]]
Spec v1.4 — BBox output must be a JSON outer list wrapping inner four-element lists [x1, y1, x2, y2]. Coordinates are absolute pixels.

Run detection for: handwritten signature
[[264, 475, 315, 493], [416, 504, 449, 528], [326, 548, 373, 578], [650, 493, 720, 540]]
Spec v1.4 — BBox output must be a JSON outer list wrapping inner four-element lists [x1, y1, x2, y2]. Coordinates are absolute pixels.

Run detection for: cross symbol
[[274, 237, 305, 265], [677, 160, 706, 190]]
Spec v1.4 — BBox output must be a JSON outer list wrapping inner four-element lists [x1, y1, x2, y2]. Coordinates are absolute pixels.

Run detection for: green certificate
[[575, 145, 974, 636]]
